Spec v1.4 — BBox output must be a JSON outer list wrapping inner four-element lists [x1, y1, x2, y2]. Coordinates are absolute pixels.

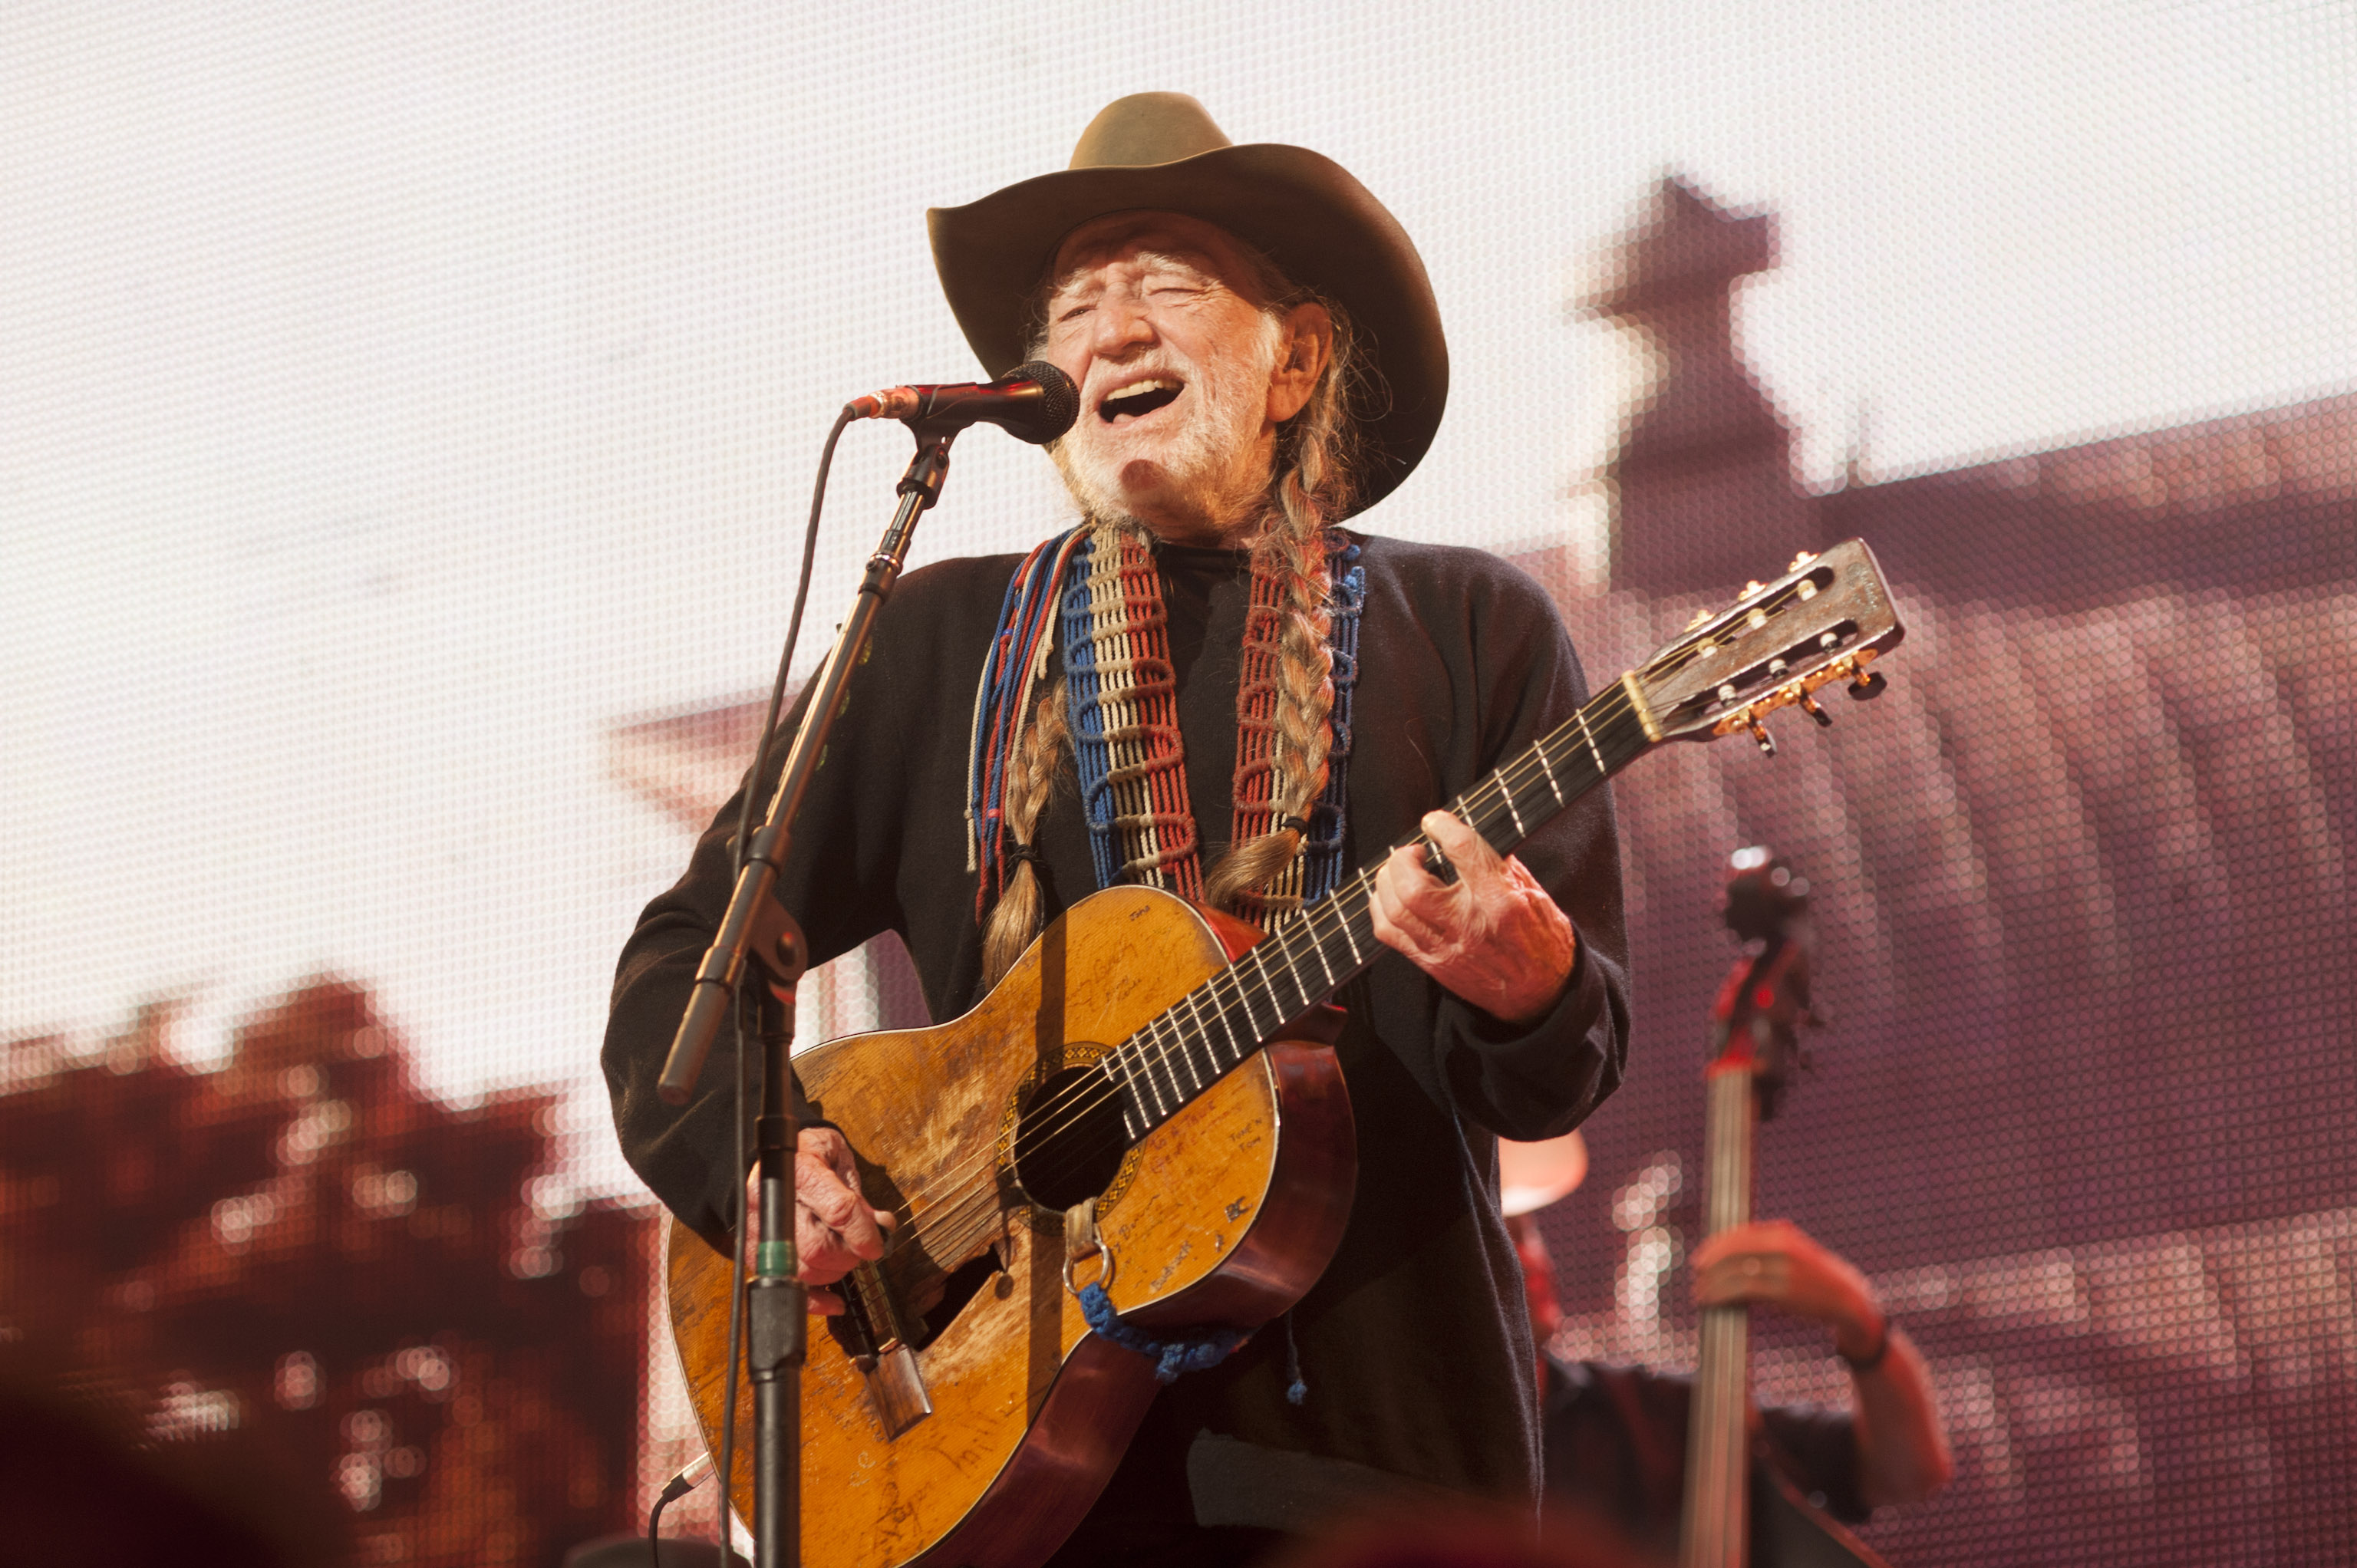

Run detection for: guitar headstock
[[1630, 539, 1904, 755]]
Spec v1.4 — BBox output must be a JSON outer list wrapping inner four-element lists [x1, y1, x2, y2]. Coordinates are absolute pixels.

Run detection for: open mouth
[[1097, 377, 1184, 424]]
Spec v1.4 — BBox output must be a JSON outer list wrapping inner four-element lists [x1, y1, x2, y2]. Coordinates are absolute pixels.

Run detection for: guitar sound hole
[[1010, 1062, 1129, 1211]]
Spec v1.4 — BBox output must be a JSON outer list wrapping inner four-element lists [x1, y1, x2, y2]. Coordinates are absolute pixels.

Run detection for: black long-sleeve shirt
[[605, 530, 1631, 1530]]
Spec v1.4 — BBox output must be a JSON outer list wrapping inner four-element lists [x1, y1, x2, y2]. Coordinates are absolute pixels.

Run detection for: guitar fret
[[1307, 916, 1339, 991], [1178, 1005, 1218, 1091], [1574, 705, 1607, 776], [1152, 1033, 1186, 1111], [1181, 988, 1221, 1078], [1125, 1048, 1156, 1136], [1236, 964, 1273, 1039], [1210, 986, 1244, 1063], [1124, 680, 1637, 1138], [1164, 1019, 1203, 1099], [1112, 1045, 1152, 1135], [1264, 938, 1310, 1020], [1136, 1041, 1172, 1121]]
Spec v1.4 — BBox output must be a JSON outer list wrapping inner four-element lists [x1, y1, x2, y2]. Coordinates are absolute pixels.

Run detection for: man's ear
[[1266, 301, 1333, 424]]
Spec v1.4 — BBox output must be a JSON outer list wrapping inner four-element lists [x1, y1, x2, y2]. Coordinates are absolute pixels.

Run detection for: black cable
[[710, 403, 857, 1562], [733, 404, 856, 881], [646, 1452, 713, 1563]]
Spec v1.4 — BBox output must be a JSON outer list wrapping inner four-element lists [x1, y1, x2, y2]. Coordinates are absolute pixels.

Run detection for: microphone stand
[[655, 420, 961, 1568]]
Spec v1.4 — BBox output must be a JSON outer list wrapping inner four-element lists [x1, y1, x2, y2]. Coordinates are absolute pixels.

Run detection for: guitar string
[[852, 670, 1671, 1278], [863, 700, 1659, 1280], [849, 588, 1832, 1284]]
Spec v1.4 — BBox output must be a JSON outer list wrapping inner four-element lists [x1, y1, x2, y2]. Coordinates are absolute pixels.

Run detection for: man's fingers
[[796, 1208, 872, 1285], [1421, 810, 1503, 889], [806, 1286, 846, 1316], [1694, 1253, 1794, 1306], [1372, 848, 1448, 955], [796, 1148, 885, 1261]]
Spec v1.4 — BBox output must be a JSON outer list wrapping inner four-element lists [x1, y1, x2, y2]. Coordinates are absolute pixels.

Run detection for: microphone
[[847, 361, 1080, 445]]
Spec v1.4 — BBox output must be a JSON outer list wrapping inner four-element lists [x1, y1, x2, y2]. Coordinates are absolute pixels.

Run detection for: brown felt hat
[[926, 93, 1449, 516]]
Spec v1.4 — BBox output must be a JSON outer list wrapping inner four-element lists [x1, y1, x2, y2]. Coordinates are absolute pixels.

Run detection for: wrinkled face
[[1039, 212, 1314, 544]]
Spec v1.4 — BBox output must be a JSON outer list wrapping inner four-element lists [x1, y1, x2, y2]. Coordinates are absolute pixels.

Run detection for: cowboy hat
[[926, 92, 1448, 516]]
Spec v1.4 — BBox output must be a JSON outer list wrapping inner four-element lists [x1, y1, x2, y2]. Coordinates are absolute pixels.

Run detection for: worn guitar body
[[667, 886, 1356, 1568]]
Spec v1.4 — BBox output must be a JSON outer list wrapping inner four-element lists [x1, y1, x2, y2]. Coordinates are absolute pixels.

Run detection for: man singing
[[606, 94, 1631, 1564]]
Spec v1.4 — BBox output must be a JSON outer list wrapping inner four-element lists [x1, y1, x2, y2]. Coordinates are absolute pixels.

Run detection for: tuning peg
[[1747, 718, 1778, 757], [1788, 551, 1818, 573], [1847, 670, 1887, 702], [1686, 607, 1713, 631], [1799, 694, 1834, 728]]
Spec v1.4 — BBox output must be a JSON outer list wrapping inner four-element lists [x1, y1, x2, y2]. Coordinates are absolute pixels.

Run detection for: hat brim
[[927, 143, 1447, 517]]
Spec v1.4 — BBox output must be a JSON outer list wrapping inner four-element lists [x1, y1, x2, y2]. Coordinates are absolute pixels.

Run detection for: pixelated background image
[[5, 4, 2352, 1563]]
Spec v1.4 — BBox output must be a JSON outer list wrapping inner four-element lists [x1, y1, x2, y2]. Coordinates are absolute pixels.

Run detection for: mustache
[[1080, 351, 1193, 404]]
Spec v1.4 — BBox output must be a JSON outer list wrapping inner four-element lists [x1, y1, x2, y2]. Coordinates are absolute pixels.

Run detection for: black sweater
[[604, 531, 1631, 1526]]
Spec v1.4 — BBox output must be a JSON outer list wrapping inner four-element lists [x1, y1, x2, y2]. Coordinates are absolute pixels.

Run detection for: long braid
[[1202, 505, 1324, 914], [1205, 301, 1360, 916], [980, 677, 1069, 988]]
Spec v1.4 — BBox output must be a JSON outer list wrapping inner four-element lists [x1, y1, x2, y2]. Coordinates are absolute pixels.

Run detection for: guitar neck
[[1103, 674, 1660, 1142]]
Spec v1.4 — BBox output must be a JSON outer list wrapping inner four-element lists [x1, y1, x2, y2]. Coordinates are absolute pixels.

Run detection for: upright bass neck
[[1680, 1046, 1766, 1568], [1680, 851, 1815, 1568]]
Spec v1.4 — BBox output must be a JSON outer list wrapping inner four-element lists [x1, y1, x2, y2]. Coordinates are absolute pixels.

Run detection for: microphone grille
[[1006, 361, 1080, 444]]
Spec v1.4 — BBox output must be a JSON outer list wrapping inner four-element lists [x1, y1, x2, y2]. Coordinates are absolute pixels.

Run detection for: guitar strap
[[1063, 525, 1206, 901], [968, 522, 1364, 921]]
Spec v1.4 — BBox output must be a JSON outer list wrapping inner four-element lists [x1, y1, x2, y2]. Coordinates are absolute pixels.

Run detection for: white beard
[[1051, 314, 1281, 535]]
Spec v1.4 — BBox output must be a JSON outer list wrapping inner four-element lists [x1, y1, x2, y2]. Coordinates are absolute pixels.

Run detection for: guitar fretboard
[[1100, 676, 1656, 1141]]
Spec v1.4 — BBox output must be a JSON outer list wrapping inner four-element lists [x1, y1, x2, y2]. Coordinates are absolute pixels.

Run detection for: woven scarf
[[966, 523, 1365, 923]]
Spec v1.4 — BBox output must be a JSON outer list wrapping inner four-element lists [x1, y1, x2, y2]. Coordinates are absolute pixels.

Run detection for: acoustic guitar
[[668, 541, 1906, 1568], [1678, 851, 1895, 1568]]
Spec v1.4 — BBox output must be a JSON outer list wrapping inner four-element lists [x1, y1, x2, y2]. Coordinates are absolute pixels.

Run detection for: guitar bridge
[[842, 1260, 934, 1437], [864, 1342, 932, 1438]]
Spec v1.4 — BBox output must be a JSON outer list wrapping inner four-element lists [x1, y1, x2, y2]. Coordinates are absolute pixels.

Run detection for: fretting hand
[[1690, 1219, 1884, 1361], [1689, 1217, 1955, 1506], [1370, 809, 1577, 1028]]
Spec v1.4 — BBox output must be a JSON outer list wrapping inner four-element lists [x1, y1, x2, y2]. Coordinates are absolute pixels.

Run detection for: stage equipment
[[847, 363, 1081, 446], [654, 364, 1080, 1568]]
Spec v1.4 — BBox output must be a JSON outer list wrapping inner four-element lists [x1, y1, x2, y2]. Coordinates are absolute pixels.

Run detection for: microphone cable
[[648, 401, 856, 1566], [646, 1452, 713, 1565]]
